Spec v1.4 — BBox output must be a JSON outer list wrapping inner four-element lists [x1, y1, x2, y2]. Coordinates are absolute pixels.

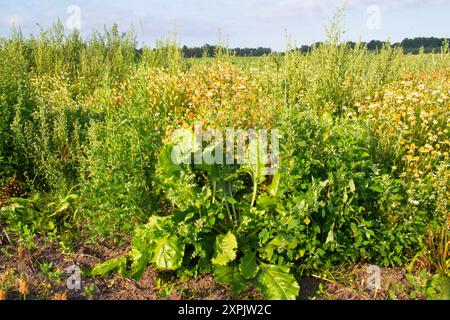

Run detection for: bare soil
[[0, 235, 423, 300]]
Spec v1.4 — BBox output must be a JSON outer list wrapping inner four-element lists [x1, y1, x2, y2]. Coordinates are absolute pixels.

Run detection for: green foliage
[[389, 270, 450, 300], [426, 275, 450, 300], [284, 11, 404, 117], [37, 260, 62, 282], [92, 135, 300, 299], [276, 107, 431, 272], [0, 29, 35, 178], [0, 192, 78, 249]]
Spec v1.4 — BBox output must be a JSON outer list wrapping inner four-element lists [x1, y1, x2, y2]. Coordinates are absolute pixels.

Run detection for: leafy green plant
[[0, 192, 79, 247], [38, 261, 62, 282], [425, 274, 450, 300], [83, 283, 95, 300], [92, 129, 300, 299]]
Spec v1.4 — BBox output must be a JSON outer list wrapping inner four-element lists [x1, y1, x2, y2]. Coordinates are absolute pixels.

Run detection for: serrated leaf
[[214, 265, 248, 294], [91, 256, 127, 276], [152, 236, 184, 270], [239, 251, 259, 279], [253, 263, 300, 300], [211, 232, 238, 266]]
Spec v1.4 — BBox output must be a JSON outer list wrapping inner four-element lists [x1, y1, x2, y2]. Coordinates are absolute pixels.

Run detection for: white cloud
[[3, 14, 26, 27], [244, 0, 449, 19]]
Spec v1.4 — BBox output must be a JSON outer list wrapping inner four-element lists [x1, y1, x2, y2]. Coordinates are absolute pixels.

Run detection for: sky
[[0, 0, 449, 51]]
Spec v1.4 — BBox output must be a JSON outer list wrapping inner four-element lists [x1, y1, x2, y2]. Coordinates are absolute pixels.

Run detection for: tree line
[[182, 44, 272, 58], [298, 37, 449, 54], [181, 37, 448, 57]]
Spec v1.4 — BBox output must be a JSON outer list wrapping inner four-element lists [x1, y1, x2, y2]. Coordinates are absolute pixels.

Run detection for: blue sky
[[0, 0, 449, 51]]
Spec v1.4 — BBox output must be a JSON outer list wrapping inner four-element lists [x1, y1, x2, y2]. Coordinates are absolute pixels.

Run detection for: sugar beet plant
[[92, 128, 300, 299]]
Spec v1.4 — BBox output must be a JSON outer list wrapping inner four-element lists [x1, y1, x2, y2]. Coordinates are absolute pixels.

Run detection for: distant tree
[[180, 37, 447, 57]]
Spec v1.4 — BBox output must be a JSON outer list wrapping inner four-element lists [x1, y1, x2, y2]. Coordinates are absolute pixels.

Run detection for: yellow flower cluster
[[359, 77, 450, 222], [359, 78, 450, 182], [137, 62, 279, 133], [184, 61, 278, 129], [31, 72, 76, 110]]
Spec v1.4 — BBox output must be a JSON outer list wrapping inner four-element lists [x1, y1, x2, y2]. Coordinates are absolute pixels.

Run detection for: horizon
[[0, 0, 449, 51]]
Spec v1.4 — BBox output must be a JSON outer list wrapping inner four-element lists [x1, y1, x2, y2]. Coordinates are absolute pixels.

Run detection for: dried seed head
[[18, 278, 29, 295], [53, 292, 68, 300], [0, 290, 6, 300], [18, 247, 25, 259]]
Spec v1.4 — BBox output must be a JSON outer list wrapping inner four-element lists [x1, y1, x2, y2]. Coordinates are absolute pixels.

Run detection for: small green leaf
[[350, 222, 359, 237], [55, 201, 70, 213], [211, 232, 238, 266], [153, 236, 184, 270], [348, 179, 356, 193], [319, 180, 329, 188], [48, 221, 55, 230], [239, 251, 259, 279], [253, 263, 300, 300], [326, 223, 335, 243], [226, 197, 238, 205], [370, 185, 384, 193]]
